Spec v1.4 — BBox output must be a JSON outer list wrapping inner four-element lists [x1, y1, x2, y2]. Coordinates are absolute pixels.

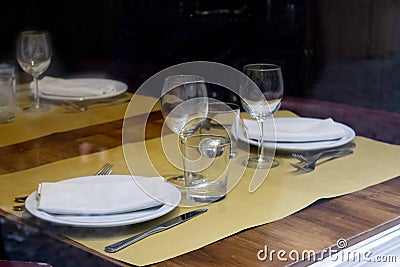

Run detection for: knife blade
[[104, 208, 208, 253], [250, 138, 342, 144]]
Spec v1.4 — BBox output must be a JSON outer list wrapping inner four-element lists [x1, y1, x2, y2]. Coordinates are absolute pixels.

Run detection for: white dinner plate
[[25, 175, 181, 227], [239, 118, 356, 152], [35, 78, 128, 101]]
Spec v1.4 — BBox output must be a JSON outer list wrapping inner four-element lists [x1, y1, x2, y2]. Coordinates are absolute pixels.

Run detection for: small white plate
[[239, 118, 356, 152], [25, 175, 181, 227], [35, 78, 128, 101]]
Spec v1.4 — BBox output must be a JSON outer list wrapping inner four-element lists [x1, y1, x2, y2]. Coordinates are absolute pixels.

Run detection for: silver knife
[[104, 208, 208, 253]]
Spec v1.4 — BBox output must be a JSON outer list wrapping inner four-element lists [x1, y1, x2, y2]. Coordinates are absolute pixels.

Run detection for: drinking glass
[[160, 75, 208, 184], [0, 78, 15, 124], [201, 100, 240, 159], [182, 134, 231, 203], [240, 63, 284, 169], [16, 31, 52, 112]]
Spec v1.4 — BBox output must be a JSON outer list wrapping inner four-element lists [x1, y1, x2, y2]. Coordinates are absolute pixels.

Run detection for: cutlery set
[[61, 96, 131, 112], [290, 150, 353, 172], [105, 209, 208, 253], [290, 143, 356, 173], [12, 200, 27, 211]]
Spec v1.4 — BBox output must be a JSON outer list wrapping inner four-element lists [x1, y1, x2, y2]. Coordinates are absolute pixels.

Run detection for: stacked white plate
[[25, 175, 181, 227], [32, 77, 128, 101], [240, 117, 356, 152]]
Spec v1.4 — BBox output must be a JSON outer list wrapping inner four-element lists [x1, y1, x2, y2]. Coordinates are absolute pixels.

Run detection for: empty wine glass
[[17, 31, 52, 112], [160, 75, 208, 185], [240, 63, 284, 169]]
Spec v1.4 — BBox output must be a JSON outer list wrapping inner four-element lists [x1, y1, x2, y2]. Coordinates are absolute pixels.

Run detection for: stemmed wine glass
[[160, 75, 208, 185], [240, 63, 284, 169], [17, 31, 52, 112]]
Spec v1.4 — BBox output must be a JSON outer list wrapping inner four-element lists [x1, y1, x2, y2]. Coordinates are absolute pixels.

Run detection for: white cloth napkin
[[244, 118, 346, 143], [37, 177, 167, 215], [36, 76, 117, 97]]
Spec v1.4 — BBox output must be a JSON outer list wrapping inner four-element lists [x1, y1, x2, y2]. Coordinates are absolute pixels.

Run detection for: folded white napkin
[[36, 76, 117, 97], [37, 177, 167, 215], [244, 118, 346, 143]]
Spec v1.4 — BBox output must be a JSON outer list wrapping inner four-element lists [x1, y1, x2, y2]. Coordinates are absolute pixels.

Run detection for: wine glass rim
[[243, 63, 281, 71]]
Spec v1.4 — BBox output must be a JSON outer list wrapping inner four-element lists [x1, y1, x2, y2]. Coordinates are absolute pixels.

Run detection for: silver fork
[[93, 162, 113, 175], [12, 162, 114, 211], [292, 142, 356, 164], [62, 96, 130, 112], [292, 148, 349, 164], [290, 150, 353, 172]]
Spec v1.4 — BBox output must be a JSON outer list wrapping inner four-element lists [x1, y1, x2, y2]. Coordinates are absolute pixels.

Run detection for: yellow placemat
[[0, 89, 158, 147], [1, 135, 399, 266]]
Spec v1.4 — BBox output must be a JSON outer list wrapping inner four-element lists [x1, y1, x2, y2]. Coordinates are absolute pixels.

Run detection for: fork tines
[[94, 163, 113, 175], [291, 153, 310, 163]]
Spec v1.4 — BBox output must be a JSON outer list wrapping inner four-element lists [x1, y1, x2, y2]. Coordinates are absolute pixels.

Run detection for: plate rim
[[240, 117, 356, 152], [24, 175, 181, 227], [36, 78, 128, 101]]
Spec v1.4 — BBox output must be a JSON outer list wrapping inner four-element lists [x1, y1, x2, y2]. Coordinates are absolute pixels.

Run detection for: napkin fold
[[244, 118, 346, 143], [37, 177, 167, 215], [37, 76, 117, 97]]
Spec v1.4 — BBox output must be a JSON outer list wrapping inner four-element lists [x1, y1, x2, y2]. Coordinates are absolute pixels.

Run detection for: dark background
[[1, 0, 399, 112]]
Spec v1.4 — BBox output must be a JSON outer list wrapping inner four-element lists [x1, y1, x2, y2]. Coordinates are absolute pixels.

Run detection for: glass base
[[0, 111, 15, 124], [163, 173, 205, 187], [186, 181, 226, 203], [245, 156, 279, 169], [23, 104, 51, 113], [163, 174, 185, 187], [186, 193, 225, 203]]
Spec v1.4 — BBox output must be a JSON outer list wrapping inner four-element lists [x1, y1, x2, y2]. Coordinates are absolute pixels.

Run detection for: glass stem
[[179, 132, 188, 182], [257, 119, 265, 161], [33, 75, 40, 109]]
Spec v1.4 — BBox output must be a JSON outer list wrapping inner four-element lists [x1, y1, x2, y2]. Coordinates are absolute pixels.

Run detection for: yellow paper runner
[[0, 88, 158, 147], [1, 135, 399, 266]]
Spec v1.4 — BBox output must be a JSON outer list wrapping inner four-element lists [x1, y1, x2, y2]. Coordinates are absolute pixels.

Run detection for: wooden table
[[1, 96, 399, 266]]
